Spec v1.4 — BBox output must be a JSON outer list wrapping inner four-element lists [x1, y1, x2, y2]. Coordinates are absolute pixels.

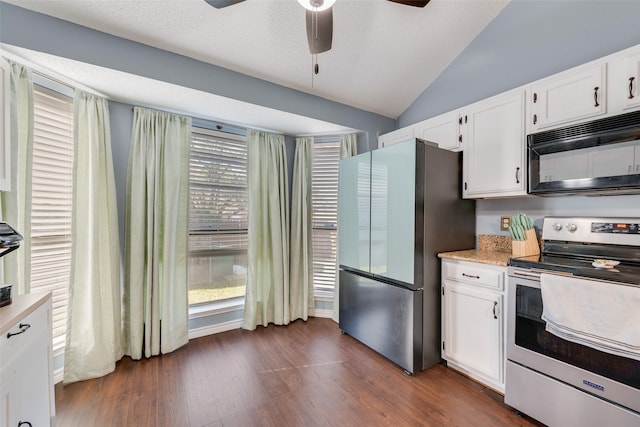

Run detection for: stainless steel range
[[506, 217, 640, 426]]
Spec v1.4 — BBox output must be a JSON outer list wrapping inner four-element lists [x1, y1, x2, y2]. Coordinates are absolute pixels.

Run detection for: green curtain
[[243, 130, 290, 330], [333, 133, 358, 322], [64, 91, 123, 383], [0, 61, 33, 294], [124, 107, 191, 359], [290, 136, 314, 321]]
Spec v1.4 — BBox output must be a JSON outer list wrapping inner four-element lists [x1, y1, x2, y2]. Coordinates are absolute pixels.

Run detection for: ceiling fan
[[204, 0, 430, 54]]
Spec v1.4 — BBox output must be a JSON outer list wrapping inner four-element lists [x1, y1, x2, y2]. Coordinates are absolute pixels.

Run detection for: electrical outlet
[[500, 216, 511, 231]]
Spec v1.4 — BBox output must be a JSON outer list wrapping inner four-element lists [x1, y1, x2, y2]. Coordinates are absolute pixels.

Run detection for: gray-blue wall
[[399, 0, 640, 127], [398, 0, 640, 235]]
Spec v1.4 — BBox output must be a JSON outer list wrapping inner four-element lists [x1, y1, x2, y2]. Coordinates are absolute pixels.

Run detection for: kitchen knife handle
[[493, 301, 498, 319], [629, 77, 635, 99], [594, 86, 600, 107]]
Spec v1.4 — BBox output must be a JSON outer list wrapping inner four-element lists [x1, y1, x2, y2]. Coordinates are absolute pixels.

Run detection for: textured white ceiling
[[3, 0, 509, 120]]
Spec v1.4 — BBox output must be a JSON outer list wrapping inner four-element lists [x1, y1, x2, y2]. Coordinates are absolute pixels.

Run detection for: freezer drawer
[[339, 269, 423, 373]]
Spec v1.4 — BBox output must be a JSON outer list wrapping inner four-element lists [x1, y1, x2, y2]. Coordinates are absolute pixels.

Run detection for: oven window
[[515, 285, 640, 390]]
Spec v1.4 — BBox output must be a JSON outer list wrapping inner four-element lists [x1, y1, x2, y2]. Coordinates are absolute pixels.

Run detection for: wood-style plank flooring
[[55, 317, 541, 426]]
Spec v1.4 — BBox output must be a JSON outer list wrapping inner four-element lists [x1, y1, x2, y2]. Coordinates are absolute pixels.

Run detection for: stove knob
[[553, 222, 563, 231], [567, 223, 578, 233]]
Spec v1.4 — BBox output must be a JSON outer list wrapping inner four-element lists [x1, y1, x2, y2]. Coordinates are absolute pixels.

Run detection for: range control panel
[[542, 217, 640, 246], [592, 222, 640, 234]]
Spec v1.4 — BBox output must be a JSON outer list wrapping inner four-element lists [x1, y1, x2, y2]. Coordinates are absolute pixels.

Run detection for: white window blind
[[188, 128, 248, 305], [311, 139, 341, 293], [30, 84, 74, 345]]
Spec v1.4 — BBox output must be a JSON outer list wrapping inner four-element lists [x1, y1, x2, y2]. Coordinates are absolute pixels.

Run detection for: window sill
[[189, 297, 245, 319]]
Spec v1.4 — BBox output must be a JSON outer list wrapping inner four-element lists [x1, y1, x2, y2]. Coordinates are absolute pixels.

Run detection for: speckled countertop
[[437, 234, 513, 267]]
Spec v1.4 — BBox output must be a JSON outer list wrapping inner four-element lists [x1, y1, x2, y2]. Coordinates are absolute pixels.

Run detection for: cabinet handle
[[464, 115, 468, 124], [629, 77, 636, 99], [18, 422, 33, 427], [533, 114, 537, 125], [636, 164, 640, 173], [533, 92, 537, 103], [515, 166, 520, 184], [464, 182, 468, 191], [459, 117, 463, 125], [458, 135, 462, 143], [493, 301, 498, 319], [7, 323, 30, 339], [594, 86, 600, 107], [462, 273, 480, 279]]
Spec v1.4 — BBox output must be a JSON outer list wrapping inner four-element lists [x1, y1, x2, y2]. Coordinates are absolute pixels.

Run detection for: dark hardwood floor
[[55, 317, 541, 427]]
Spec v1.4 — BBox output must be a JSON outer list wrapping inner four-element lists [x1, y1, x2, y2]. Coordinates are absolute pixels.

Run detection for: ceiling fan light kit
[[296, 0, 337, 12]]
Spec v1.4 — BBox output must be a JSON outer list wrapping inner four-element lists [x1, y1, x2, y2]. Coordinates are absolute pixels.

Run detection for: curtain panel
[[64, 91, 123, 383], [124, 107, 191, 359], [0, 61, 33, 294], [333, 133, 358, 322], [290, 136, 314, 321], [243, 130, 290, 330]]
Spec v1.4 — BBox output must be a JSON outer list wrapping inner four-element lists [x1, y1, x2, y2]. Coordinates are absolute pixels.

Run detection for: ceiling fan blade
[[204, 0, 246, 8], [306, 8, 333, 54], [387, 0, 430, 7]]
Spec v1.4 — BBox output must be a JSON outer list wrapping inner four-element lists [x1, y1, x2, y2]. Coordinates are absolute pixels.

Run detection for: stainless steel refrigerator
[[338, 138, 475, 374]]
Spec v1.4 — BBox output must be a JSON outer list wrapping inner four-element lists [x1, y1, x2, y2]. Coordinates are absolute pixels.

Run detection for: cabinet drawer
[[0, 303, 49, 370], [443, 261, 505, 291]]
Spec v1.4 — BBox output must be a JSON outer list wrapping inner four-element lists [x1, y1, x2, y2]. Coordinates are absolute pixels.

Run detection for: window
[[188, 128, 248, 305], [30, 83, 74, 347], [311, 138, 341, 294]]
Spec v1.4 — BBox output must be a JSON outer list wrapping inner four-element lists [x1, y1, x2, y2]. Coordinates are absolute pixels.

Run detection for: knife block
[[512, 229, 540, 257]]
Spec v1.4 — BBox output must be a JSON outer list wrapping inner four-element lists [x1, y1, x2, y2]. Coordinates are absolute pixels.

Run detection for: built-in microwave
[[528, 110, 640, 195]]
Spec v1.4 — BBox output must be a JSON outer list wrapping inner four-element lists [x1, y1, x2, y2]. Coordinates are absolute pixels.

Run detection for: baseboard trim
[[312, 309, 333, 318], [188, 319, 243, 339]]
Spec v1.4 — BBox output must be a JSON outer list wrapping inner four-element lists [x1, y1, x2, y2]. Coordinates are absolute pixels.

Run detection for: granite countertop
[[438, 249, 511, 267], [437, 234, 513, 267]]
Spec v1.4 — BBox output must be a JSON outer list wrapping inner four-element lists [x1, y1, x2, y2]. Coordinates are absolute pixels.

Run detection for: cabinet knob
[[629, 77, 636, 99], [594, 86, 600, 107]]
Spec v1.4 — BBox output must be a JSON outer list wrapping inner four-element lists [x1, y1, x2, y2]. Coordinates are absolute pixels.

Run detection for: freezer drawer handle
[[7, 323, 30, 339], [462, 273, 480, 279]]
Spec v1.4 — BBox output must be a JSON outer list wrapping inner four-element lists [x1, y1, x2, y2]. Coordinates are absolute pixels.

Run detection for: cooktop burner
[[508, 216, 640, 286]]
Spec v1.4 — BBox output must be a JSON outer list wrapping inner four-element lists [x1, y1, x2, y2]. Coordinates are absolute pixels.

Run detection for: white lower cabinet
[[0, 293, 54, 427], [441, 259, 506, 393]]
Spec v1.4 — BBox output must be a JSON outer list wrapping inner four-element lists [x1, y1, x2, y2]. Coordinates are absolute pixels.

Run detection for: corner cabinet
[[0, 57, 10, 192], [462, 90, 527, 198], [0, 292, 55, 427], [441, 259, 506, 393]]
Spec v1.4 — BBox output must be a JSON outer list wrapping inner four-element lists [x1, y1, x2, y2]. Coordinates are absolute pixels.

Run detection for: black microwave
[[528, 110, 640, 195]]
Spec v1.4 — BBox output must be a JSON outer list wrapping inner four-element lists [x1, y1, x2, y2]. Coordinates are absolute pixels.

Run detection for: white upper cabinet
[[377, 126, 414, 148], [529, 62, 607, 133], [0, 57, 10, 192], [610, 46, 640, 112], [413, 110, 461, 151], [462, 90, 527, 198]]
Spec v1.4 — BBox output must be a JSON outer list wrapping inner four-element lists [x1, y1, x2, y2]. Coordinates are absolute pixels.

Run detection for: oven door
[[507, 269, 640, 414]]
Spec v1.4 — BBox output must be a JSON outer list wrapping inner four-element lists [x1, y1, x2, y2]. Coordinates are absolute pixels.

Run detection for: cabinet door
[[530, 63, 606, 132], [338, 153, 371, 272], [462, 90, 526, 198], [413, 111, 461, 151], [378, 126, 414, 148], [370, 140, 415, 285], [0, 57, 10, 192], [622, 50, 640, 111], [443, 281, 503, 385]]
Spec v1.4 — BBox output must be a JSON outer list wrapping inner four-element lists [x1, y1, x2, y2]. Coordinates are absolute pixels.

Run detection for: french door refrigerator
[[338, 138, 475, 374]]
